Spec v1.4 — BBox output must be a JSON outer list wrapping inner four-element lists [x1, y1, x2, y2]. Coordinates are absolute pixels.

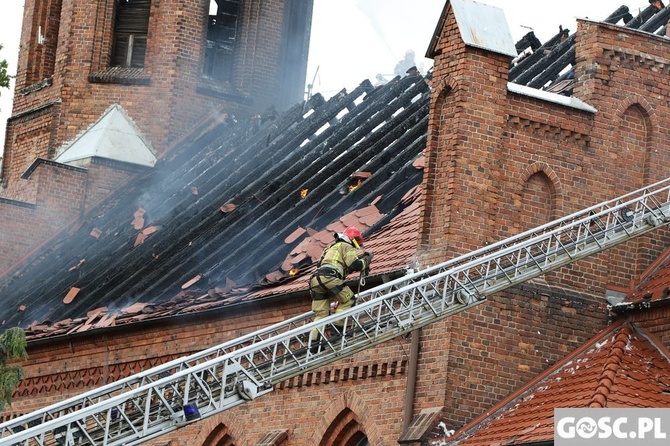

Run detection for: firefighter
[[309, 226, 373, 349], [650, 0, 665, 11]]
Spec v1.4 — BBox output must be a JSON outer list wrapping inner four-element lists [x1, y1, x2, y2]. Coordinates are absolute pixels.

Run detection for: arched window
[[319, 408, 368, 446], [111, 0, 151, 67], [202, 422, 236, 446], [616, 104, 651, 190], [521, 171, 554, 230]]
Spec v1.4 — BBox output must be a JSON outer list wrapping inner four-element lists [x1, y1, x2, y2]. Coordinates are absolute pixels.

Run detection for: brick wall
[[436, 283, 607, 428], [0, 162, 87, 273], [416, 5, 670, 431], [628, 305, 670, 346]]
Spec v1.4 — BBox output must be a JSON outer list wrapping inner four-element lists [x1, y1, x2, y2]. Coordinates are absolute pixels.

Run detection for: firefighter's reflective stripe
[[320, 241, 358, 276]]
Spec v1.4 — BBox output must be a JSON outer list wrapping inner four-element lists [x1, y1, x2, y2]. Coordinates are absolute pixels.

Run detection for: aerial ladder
[[3, 178, 670, 445]]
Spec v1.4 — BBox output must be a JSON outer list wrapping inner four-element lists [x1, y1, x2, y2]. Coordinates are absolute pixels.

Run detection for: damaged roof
[[0, 74, 430, 336], [430, 321, 670, 446], [508, 2, 670, 95]]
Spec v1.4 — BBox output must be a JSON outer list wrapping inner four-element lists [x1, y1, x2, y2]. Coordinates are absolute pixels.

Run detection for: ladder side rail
[[5, 277, 484, 445], [0, 311, 314, 436], [0, 210, 660, 446], [252, 190, 670, 385], [2, 355, 260, 445]]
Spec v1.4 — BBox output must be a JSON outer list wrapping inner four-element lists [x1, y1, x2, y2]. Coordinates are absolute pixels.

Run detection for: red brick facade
[[3, 2, 670, 445]]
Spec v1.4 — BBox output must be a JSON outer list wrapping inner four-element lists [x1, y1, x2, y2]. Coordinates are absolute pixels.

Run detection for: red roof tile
[[284, 227, 306, 244], [621, 245, 670, 306], [431, 322, 670, 446], [63, 287, 80, 304]]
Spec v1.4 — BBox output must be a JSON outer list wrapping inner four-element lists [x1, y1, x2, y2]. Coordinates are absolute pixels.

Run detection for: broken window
[[111, 0, 151, 68], [204, 0, 240, 81]]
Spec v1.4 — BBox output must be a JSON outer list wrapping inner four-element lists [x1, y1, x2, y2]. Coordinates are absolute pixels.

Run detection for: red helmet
[[343, 226, 364, 247]]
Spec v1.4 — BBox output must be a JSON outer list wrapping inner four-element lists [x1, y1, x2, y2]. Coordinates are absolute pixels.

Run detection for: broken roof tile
[[265, 271, 285, 283], [284, 227, 306, 244], [220, 203, 236, 213], [94, 314, 116, 327], [63, 287, 80, 304], [412, 154, 425, 169], [181, 275, 202, 289], [132, 208, 146, 230], [122, 303, 147, 314], [68, 259, 85, 272]]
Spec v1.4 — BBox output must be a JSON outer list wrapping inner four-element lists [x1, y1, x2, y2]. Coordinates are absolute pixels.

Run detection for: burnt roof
[[510, 3, 670, 95], [0, 74, 430, 331]]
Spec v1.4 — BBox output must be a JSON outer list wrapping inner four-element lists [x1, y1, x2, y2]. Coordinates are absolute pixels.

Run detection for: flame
[[289, 267, 299, 276], [348, 179, 363, 192], [300, 188, 308, 199]]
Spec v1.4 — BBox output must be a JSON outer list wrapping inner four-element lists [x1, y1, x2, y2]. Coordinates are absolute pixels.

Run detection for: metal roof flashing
[[55, 104, 157, 168], [508, 82, 597, 113], [450, 0, 517, 58]]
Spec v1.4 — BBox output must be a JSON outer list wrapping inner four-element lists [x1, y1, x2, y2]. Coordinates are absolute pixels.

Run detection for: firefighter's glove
[[360, 251, 373, 271]]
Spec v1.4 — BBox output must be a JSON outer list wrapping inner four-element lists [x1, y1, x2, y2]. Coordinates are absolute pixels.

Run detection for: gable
[[55, 104, 156, 168]]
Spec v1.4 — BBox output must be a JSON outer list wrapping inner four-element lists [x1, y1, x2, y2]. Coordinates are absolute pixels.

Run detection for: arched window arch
[[615, 103, 652, 190], [202, 422, 236, 446], [319, 408, 368, 446], [521, 171, 554, 231]]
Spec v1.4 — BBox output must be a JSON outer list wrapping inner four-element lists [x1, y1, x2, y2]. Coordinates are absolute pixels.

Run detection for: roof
[[429, 321, 670, 446], [427, 1, 669, 99], [607, 245, 670, 311], [507, 2, 670, 95], [0, 74, 430, 337]]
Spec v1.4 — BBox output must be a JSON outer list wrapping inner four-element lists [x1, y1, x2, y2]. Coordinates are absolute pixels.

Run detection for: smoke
[[354, 0, 400, 61], [353, 0, 440, 76]]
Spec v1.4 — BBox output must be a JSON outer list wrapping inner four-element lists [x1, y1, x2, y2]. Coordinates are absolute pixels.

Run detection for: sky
[[0, 0, 646, 151]]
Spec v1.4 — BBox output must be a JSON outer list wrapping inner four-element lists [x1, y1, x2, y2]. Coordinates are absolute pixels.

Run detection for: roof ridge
[[587, 323, 633, 408]]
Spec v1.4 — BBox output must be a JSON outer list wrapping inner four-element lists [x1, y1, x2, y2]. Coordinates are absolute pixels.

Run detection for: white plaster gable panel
[[56, 104, 156, 167]]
